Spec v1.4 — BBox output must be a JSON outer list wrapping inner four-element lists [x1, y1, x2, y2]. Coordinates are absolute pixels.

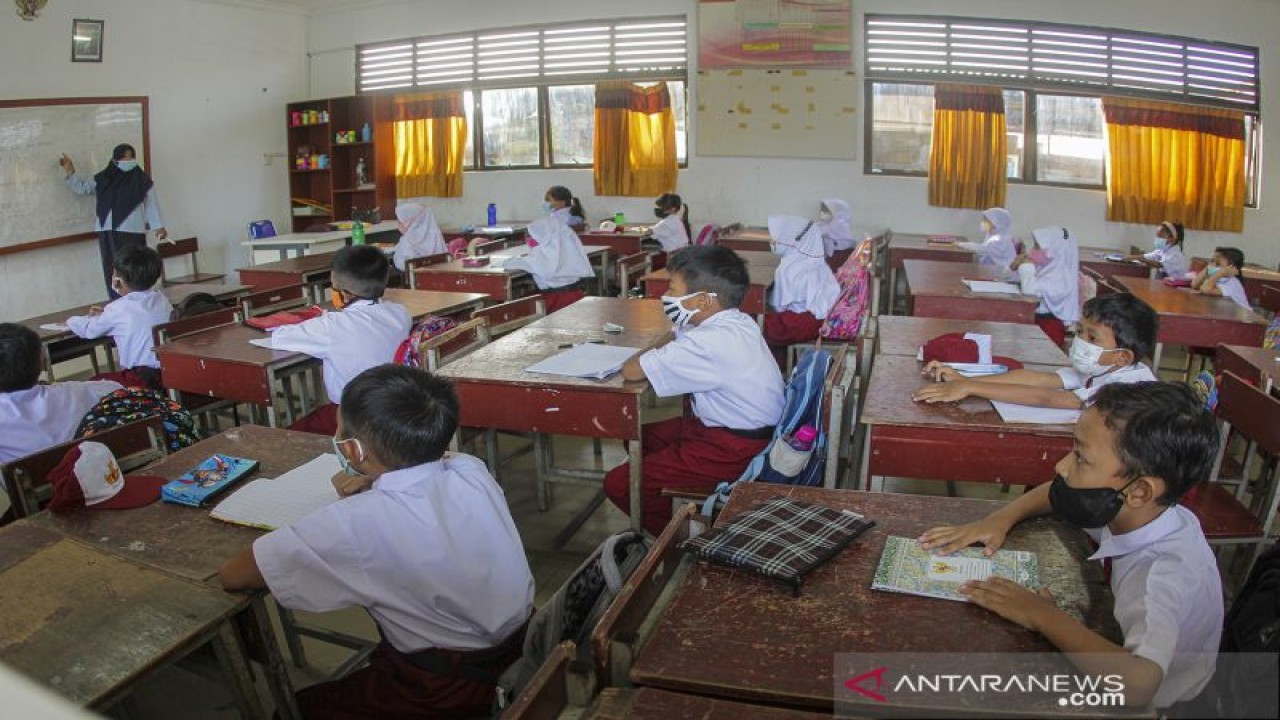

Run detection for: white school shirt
[[1142, 245, 1188, 278], [649, 214, 690, 252], [639, 309, 785, 430], [0, 381, 123, 462], [1212, 276, 1251, 310], [267, 299, 412, 404], [65, 175, 164, 233], [66, 290, 172, 369], [1084, 505, 1222, 709], [1056, 362, 1157, 405], [254, 453, 534, 652]]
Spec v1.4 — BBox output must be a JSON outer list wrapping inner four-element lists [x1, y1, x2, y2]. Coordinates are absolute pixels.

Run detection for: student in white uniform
[[762, 216, 841, 357], [66, 245, 171, 390], [269, 245, 412, 435], [921, 381, 1222, 711], [607, 246, 785, 534], [220, 365, 534, 719], [816, 198, 855, 257], [646, 193, 691, 252], [957, 207, 1017, 270], [1126, 221, 1189, 279], [1012, 226, 1080, 347], [504, 217, 594, 313], [0, 324, 122, 464], [1192, 246, 1251, 310], [543, 185, 586, 228], [391, 202, 447, 272], [915, 293, 1158, 410]]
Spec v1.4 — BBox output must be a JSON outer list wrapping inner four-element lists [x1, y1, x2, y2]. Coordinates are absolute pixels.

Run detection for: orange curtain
[[928, 84, 1007, 210], [1102, 97, 1245, 232], [392, 91, 466, 198], [593, 82, 677, 197]]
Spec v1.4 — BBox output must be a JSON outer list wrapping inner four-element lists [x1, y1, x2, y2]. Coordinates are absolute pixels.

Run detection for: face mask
[[331, 436, 367, 477], [526, 237, 539, 248], [1049, 474, 1139, 528], [818, 210, 833, 222], [981, 221, 993, 235], [653, 207, 667, 219], [115, 160, 138, 172], [1069, 337, 1115, 379], [331, 289, 348, 310], [540, 201, 553, 213], [661, 292, 714, 328], [1153, 237, 1167, 250], [1028, 248, 1051, 268], [1206, 265, 1222, 277]]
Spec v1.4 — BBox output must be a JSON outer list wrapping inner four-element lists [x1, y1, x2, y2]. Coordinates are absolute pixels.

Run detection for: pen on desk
[[557, 339, 606, 349]]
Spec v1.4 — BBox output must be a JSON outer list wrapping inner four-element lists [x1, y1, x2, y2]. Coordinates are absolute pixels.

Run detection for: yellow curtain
[[593, 81, 677, 197], [392, 92, 466, 198], [1102, 97, 1245, 232], [928, 84, 1007, 210]]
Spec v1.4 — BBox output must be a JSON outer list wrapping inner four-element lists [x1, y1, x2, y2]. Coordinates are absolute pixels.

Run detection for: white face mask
[[1069, 337, 1115, 379], [1153, 236, 1167, 249], [818, 210, 833, 222], [540, 201, 553, 214], [116, 160, 138, 172], [661, 292, 715, 328], [331, 436, 367, 477]]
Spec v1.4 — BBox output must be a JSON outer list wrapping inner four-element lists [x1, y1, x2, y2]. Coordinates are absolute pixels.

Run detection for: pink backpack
[[694, 223, 719, 246], [394, 315, 458, 369], [819, 241, 872, 340]]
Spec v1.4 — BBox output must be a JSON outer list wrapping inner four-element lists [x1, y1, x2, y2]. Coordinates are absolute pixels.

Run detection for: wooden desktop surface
[[161, 283, 250, 305], [1216, 343, 1280, 391], [1114, 276, 1266, 348], [875, 315, 1067, 365], [381, 288, 488, 320], [902, 259, 1039, 323]]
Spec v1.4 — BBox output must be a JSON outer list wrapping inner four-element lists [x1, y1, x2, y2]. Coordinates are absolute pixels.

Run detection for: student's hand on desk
[[921, 360, 960, 383], [331, 471, 373, 498], [911, 380, 970, 403], [960, 578, 1059, 632], [919, 518, 1009, 556], [87, 305, 104, 316]]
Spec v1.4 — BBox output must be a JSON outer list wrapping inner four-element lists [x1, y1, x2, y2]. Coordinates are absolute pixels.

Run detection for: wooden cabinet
[[285, 96, 395, 233]]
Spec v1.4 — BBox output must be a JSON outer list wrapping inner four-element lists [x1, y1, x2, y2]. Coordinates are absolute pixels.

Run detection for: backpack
[[1265, 314, 1279, 351], [493, 530, 650, 711], [75, 388, 200, 453], [694, 223, 719, 246], [393, 315, 458, 369], [819, 241, 871, 341]]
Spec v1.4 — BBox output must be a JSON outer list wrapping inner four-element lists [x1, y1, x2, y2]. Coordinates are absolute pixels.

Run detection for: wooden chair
[[471, 295, 546, 337], [419, 318, 492, 371], [1259, 283, 1280, 317], [498, 641, 595, 719], [239, 284, 308, 316], [153, 308, 245, 432], [0, 417, 166, 520], [616, 252, 652, 298], [157, 237, 225, 286], [404, 252, 451, 290]]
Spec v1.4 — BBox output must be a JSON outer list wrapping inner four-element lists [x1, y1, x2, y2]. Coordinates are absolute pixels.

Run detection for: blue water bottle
[[487, 203, 497, 227]]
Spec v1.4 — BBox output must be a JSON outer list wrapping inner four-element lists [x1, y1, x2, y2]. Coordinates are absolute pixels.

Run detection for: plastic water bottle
[[787, 425, 817, 452], [487, 203, 497, 227], [361, 122, 372, 143], [351, 219, 365, 245]]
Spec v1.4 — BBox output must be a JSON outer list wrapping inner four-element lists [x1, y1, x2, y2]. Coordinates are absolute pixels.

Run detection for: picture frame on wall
[[72, 19, 104, 63]]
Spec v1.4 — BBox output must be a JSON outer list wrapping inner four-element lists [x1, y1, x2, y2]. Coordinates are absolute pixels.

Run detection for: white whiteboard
[[0, 98, 148, 253], [696, 69, 857, 159]]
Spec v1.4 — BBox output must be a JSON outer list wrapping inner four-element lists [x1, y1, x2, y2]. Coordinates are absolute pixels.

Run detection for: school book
[[244, 305, 324, 331], [871, 535, 1038, 602], [524, 343, 642, 379], [991, 399, 1082, 425], [962, 279, 1023, 295], [209, 453, 341, 530], [161, 454, 259, 507]]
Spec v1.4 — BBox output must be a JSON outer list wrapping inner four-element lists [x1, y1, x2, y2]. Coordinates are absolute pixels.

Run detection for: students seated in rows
[[921, 382, 1222, 710], [646, 192, 691, 252], [607, 246, 785, 534], [543, 184, 586, 228], [915, 294, 1158, 409], [1126, 221, 1188, 279], [762, 215, 840, 361], [0, 323, 122, 463], [1013, 226, 1080, 346], [271, 245, 411, 436], [957, 207, 1017, 270], [505, 217, 594, 313], [1192, 246, 1251, 310], [816, 198, 855, 258], [220, 365, 534, 718], [391, 202, 446, 272], [66, 245, 170, 390]]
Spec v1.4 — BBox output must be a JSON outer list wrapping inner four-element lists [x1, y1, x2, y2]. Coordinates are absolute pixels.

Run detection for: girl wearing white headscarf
[[392, 203, 446, 271], [505, 217, 594, 313], [958, 208, 1017, 270], [1016, 226, 1080, 346], [817, 198, 855, 257], [763, 215, 842, 354]]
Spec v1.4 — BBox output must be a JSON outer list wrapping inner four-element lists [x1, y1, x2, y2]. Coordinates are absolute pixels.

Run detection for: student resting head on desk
[[391, 202, 446, 272], [646, 192, 691, 252], [607, 245, 785, 535], [219, 364, 534, 719], [816, 198, 854, 257], [0, 323, 122, 464], [543, 184, 586, 229], [65, 244, 170, 391], [919, 381, 1222, 711], [1126, 221, 1188, 279], [1010, 226, 1080, 347], [956, 207, 1017, 271], [271, 245, 412, 436], [503, 217, 593, 314], [1192, 246, 1251, 310], [762, 215, 840, 361], [914, 293, 1159, 410]]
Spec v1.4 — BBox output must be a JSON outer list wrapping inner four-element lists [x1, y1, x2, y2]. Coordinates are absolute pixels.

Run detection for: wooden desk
[[875, 315, 1068, 365], [1078, 249, 1155, 280], [623, 484, 1115, 715], [720, 225, 888, 255], [578, 229, 648, 256], [411, 246, 610, 301], [860, 355, 1074, 489], [1216, 343, 1280, 394], [903, 260, 1040, 324], [161, 282, 250, 305], [241, 220, 399, 262], [586, 688, 825, 719], [237, 251, 338, 303], [1114, 276, 1268, 369], [437, 298, 667, 531], [641, 251, 777, 315], [380, 288, 489, 321]]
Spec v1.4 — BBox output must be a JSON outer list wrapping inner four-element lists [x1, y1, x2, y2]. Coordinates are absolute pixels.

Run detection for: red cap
[[47, 442, 167, 513], [922, 333, 978, 363]]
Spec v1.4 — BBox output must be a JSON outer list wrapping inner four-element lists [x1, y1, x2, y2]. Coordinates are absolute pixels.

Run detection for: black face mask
[[1048, 474, 1139, 528], [653, 207, 667, 219]]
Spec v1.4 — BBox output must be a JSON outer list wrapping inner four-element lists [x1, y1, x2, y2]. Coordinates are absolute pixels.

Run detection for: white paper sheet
[[945, 363, 1009, 377], [963, 280, 1023, 295], [524, 343, 642, 379], [991, 400, 1081, 425], [249, 338, 275, 349], [39, 323, 69, 332], [209, 453, 341, 530]]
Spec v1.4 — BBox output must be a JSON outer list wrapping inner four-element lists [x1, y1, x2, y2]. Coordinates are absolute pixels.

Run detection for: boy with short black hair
[[1192, 246, 1251, 310], [0, 323, 122, 463], [914, 293, 1159, 409], [921, 381, 1223, 709], [219, 364, 534, 718], [269, 245, 411, 435], [607, 245, 785, 534], [65, 245, 170, 390]]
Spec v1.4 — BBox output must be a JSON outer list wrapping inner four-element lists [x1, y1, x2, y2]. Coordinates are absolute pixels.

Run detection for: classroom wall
[[307, 0, 1280, 269], [0, 0, 307, 321]]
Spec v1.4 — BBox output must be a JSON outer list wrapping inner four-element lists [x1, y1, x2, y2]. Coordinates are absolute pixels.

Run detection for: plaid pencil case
[[679, 497, 875, 594]]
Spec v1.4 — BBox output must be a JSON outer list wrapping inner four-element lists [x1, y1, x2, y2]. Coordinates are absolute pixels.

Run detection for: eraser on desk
[[603, 322, 624, 333]]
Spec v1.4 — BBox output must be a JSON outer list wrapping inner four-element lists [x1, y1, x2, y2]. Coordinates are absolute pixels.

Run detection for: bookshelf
[[285, 96, 395, 233]]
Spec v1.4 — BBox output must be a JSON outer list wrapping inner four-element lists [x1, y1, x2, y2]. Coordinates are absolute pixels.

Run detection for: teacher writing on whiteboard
[[59, 143, 167, 299]]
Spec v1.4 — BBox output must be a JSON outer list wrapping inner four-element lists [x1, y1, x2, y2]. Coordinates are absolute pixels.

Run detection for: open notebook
[[209, 453, 341, 530], [872, 535, 1038, 602], [991, 400, 1082, 425]]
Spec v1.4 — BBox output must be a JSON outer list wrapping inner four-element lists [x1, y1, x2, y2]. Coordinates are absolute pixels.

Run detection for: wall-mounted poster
[[699, 0, 852, 69]]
